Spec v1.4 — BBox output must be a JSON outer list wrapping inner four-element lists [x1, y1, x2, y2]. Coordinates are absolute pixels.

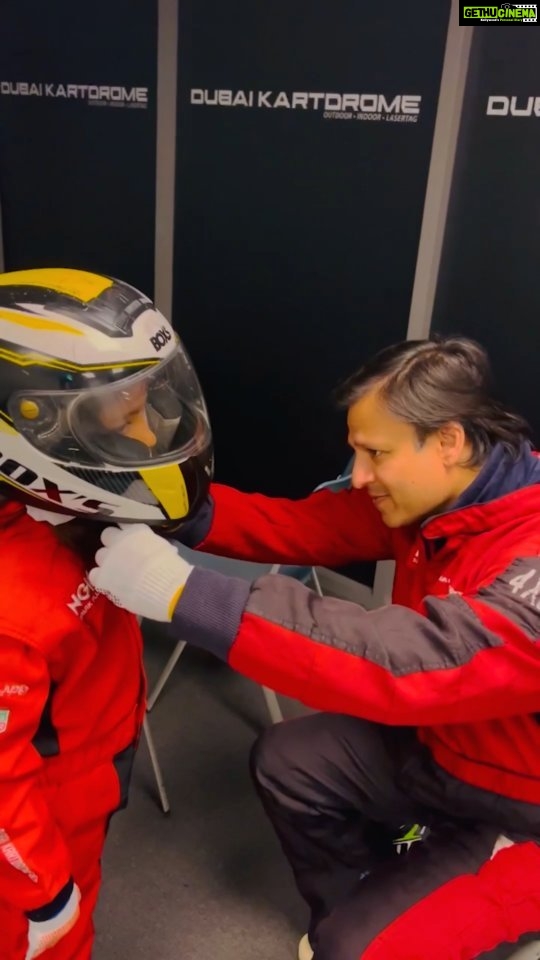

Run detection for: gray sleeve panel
[[476, 557, 540, 641], [245, 574, 503, 677], [171, 556, 540, 677]]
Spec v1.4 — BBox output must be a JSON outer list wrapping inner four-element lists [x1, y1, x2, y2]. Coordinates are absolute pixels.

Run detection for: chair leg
[[261, 686, 283, 724], [372, 560, 396, 608], [147, 639, 187, 711], [310, 567, 324, 598], [142, 714, 170, 814], [506, 944, 540, 960]]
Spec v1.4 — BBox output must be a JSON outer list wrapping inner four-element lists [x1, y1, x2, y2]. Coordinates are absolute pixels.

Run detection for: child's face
[[96, 383, 157, 450]]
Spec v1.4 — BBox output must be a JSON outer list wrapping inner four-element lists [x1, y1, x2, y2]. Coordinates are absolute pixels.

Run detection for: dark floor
[[94, 624, 308, 959]]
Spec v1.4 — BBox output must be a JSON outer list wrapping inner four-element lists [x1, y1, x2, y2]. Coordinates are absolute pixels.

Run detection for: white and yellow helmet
[[0, 267, 213, 525]]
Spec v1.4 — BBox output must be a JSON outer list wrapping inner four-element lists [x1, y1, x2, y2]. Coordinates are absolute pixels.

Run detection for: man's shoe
[[392, 822, 429, 855], [298, 934, 314, 960]]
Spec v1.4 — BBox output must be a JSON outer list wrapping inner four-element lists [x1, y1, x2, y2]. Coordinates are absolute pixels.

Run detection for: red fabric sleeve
[[199, 483, 395, 566], [0, 636, 72, 911], [226, 577, 540, 726]]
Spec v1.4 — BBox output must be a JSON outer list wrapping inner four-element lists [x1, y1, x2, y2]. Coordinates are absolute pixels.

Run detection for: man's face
[[347, 389, 469, 527]]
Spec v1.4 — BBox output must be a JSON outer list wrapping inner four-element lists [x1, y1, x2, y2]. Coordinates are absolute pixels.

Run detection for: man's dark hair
[[335, 336, 531, 466]]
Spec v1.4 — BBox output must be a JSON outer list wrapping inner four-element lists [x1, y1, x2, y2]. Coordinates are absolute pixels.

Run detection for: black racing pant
[[250, 713, 540, 960]]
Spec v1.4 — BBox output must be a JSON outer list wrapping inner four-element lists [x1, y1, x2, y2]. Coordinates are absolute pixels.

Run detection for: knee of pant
[[249, 722, 293, 794]]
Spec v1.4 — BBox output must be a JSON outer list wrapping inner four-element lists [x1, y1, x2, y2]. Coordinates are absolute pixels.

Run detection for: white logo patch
[[509, 566, 540, 611], [476, 557, 540, 641], [0, 684, 29, 697], [0, 829, 38, 883], [67, 577, 99, 619]]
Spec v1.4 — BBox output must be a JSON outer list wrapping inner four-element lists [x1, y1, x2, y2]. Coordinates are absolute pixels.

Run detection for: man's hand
[[88, 524, 193, 622], [26, 884, 81, 959]]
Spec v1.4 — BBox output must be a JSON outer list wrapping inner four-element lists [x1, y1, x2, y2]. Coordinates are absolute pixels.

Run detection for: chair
[[141, 556, 319, 812], [145, 464, 354, 718], [142, 460, 395, 812]]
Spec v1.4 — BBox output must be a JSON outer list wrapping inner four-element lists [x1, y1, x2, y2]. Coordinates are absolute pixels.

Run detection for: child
[[0, 267, 211, 958]]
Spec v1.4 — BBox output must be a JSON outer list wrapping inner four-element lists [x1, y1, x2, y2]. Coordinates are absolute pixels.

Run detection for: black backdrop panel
[[0, 0, 157, 296], [432, 29, 540, 446], [174, 1, 451, 495]]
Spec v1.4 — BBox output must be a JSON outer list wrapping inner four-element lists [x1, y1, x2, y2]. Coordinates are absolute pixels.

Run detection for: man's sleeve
[[171, 556, 540, 726], [0, 635, 73, 912], [181, 483, 395, 567]]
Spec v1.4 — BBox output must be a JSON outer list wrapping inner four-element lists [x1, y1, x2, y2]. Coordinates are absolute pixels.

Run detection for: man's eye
[[369, 449, 383, 459]]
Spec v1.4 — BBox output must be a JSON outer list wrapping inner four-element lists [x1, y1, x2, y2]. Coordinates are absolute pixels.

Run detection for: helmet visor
[[10, 346, 211, 468]]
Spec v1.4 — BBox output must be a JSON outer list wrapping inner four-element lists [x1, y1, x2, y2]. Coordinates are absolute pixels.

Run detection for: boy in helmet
[[91, 337, 540, 960], [0, 267, 211, 959]]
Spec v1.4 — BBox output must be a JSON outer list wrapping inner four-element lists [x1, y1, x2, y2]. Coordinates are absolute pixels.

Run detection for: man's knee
[[250, 712, 390, 814], [250, 719, 327, 817], [249, 721, 294, 797]]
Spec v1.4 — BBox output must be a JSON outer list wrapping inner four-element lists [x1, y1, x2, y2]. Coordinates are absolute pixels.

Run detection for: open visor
[[10, 346, 212, 468]]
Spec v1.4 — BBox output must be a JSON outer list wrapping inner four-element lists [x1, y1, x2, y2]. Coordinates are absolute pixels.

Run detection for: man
[[90, 336, 540, 959]]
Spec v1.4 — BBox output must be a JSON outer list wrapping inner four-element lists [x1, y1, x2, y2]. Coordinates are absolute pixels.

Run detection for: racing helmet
[[0, 267, 213, 525]]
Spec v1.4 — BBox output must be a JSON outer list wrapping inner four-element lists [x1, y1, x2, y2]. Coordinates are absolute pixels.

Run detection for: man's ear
[[438, 421, 467, 466]]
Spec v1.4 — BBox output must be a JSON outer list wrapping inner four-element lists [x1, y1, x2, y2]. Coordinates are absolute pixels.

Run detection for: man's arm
[[174, 561, 540, 725], [0, 636, 79, 954], [89, 527, 540, 726], [178, 482, 395, 566]]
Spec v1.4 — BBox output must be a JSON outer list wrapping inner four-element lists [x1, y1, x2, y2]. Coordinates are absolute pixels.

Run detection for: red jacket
[[0, 502, 145, 912], [173, 450, 540, 816]]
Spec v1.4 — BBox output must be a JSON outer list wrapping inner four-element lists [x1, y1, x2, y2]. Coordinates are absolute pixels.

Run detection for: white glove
[[26, 884, 81, 959], [88, 524, 193, 622]]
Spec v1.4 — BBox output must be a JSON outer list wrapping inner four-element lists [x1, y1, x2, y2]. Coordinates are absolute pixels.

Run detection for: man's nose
[[123, 409, 157, 448], [351, 453, 376, 489]]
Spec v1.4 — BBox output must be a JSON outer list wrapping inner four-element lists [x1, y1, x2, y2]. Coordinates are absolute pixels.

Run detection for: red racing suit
[[170, 450, 540, 951], [174, 452, 540, 819], [0, 501, 146, 959]]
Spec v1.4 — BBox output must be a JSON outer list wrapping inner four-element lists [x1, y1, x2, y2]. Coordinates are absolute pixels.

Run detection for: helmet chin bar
[[0, 433, 213, 525]]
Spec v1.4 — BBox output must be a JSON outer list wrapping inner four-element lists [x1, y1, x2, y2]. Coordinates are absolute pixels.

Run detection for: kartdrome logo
[[0, 81, 149, 108], [460, 3, 537, 22], [190, 90, 422, 123], [486, 95, 540, 116]]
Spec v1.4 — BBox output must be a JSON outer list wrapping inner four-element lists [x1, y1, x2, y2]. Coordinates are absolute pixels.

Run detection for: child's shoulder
[[0, 507, 88, 639]]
